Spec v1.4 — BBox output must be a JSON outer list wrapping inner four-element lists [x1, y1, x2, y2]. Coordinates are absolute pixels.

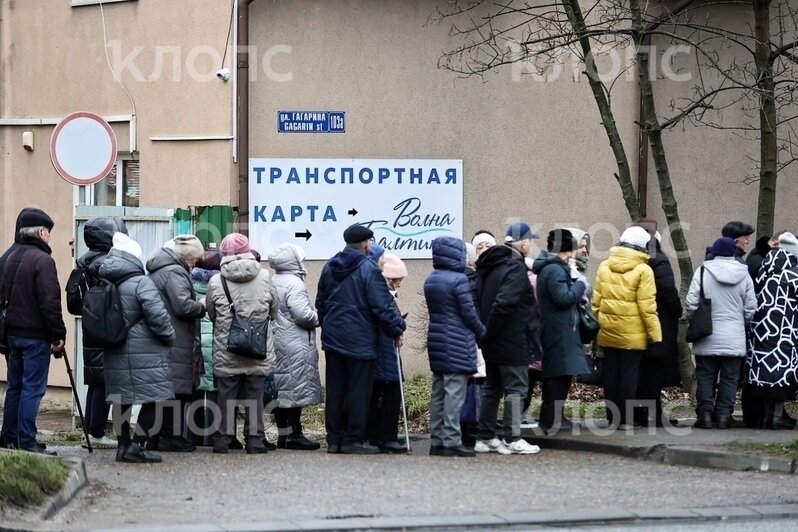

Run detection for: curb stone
[[522, 430, 797, 474], [664, 446, 795, 474], [87, 504, 798, 531], [41, 456, 88, 520], [524, 433, 665, 460]]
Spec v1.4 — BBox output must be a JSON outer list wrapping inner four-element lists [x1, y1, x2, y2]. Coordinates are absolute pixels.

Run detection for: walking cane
[[58, 347, 92, 453], [395, 346, 412, 454]]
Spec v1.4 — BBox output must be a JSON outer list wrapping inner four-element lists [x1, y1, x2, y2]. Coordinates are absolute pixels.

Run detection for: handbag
[[221, 277, 269, 360], [578, 303, 600, 344], [686, 266, 713, 343], [577, 344, 604, 386]]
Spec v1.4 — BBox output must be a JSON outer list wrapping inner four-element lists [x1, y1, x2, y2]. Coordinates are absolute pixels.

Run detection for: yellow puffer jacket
[[592, 246, 662, 350]]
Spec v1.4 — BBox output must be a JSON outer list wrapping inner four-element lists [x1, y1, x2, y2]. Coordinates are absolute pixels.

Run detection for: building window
[[70, 0, 135, 6], [93, 159, 140, 207]]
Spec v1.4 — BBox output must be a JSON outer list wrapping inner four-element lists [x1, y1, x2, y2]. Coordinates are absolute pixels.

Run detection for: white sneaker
[[89, 435, 118, 449], [520, 419, 539, 429], [473, 438, 503, 453], [498, 439, 541, 455]]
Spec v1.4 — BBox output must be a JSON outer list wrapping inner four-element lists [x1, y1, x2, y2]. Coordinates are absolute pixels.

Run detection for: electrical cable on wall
[[220, 0, 235, 69], [99, 1, 138, 151]]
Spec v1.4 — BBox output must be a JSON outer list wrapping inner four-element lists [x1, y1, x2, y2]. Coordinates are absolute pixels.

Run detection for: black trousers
[[522, 369, 542, 414], [635, 356, 664, 424], [85, 385, 110, 438], [325, 351, 375, 446], [159, 393, 191, 440], [274, 406, 303, 437], [539, 376, 572, 427], [367, 380, 402, 444], [114, 403, 157, 445], [603, 348, 643, 425]]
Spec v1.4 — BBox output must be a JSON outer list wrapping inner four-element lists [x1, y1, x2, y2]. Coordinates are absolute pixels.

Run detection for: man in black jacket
[[0, 209, 66, 455], [473, 222, 541, 455]]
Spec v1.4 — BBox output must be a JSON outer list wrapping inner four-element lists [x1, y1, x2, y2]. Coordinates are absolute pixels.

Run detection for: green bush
[[0, 451, 71, 509]]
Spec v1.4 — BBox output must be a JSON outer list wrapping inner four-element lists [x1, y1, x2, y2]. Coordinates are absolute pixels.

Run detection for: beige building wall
[[248, 0, 641, 374], [0, 0, 236, 388]]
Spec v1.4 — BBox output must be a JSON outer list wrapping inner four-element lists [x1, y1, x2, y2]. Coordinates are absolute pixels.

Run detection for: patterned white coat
[[747, 249, 798, 391]]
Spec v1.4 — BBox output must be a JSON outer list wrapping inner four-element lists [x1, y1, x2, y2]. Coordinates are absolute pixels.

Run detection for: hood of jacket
[[268, 243, 306, 275], [99, 248, 145, 281], [146, 247, 186, 274], [476, 243, 521, 276], [704, 256, 749, 285], [432, 237, 466, 272], [220, 253, 262, 283], [531, 250, 568, 276], [84, 217, 127, 253], [327, 246, 369, 282], [607, 245, 650, 274]]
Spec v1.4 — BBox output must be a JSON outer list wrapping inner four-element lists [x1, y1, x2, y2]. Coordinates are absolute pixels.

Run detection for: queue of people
[[2, 207, 798, 463]]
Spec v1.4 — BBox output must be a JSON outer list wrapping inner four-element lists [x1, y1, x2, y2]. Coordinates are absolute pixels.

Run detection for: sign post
[[50, 111, 118, 186]]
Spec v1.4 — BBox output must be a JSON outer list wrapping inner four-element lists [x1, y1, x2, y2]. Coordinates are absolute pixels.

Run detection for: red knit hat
[[220, 233, 250, 256]]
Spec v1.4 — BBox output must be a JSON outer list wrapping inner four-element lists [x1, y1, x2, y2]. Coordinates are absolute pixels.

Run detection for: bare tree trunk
[[755, 0, 777, 238], [631, 0, 696, 393], [562, 0, 641, 220]]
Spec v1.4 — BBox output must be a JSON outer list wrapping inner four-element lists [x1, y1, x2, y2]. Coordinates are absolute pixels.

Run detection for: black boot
[[285, 409, 319, 450], [285, 434, 321, 451], [119, 442, 162, 463], [694, 408, 713, 429]]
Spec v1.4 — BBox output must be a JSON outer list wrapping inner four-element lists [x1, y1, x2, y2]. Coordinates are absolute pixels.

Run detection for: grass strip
[[0, 451, 71, 509]]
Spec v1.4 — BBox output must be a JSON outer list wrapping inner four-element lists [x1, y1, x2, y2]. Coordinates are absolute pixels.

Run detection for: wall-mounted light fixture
[[23, 130, 34, 151]]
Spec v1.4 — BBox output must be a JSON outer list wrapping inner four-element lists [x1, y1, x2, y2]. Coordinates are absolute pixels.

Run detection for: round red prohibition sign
[[50, 111, 118, 186]]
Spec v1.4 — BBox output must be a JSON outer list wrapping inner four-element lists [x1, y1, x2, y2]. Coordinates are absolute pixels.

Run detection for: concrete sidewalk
[[522, 417, 798, 473]]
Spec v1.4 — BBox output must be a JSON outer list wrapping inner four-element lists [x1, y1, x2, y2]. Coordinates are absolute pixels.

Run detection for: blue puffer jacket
[[316, 246, 406, 359], [424, 237, 486, 374]]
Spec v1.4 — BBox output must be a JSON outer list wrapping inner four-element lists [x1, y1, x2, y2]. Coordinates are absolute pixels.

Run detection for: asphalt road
[[39, 439, 798, 531]]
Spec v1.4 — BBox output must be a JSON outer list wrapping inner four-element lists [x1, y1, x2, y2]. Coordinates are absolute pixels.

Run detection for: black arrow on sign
[[348, 208, 358, 216], [295, 230, 312, 241]]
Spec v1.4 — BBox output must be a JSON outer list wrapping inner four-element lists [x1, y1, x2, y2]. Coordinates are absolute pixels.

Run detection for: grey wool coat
[[147, 248, 206, 395], [206, 253, 278, 377], [268, 244, 322, 408], [99, 249, 176, 405]]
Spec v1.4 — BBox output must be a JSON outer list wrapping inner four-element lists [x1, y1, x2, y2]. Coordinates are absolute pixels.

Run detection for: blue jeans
[[1, 336, 52, 448]]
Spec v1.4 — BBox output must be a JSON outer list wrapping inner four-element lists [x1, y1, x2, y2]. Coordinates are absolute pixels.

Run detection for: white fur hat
[[472, 233, 496, 249], [779, 232, 798, 257], [619, 226, 651, 250], [112, 232, 143, 261]]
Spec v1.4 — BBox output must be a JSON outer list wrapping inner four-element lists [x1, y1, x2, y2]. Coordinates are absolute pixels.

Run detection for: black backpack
[[82, 274, 137, 348], [65, 266, 90, 315]]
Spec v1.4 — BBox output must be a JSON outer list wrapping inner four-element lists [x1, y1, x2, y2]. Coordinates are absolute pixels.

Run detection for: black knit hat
[[17, 208, 54, 230], [721, 221, 754, 239], [547, 229, 576, 253], [196, 250, 222, 271], [343, 224, 374, 244]]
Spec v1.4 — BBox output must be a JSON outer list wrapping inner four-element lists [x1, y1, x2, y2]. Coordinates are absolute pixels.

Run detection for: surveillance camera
[[216, 68, 231, 81]]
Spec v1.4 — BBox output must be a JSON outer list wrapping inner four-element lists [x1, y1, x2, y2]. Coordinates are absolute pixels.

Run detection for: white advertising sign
[[249, 158, 463, 260]]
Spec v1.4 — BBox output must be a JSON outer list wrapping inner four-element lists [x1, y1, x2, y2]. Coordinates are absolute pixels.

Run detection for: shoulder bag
[[686, 266, 713, 343], [578, 303, 600, 344], [221, 276, 268, 360]]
